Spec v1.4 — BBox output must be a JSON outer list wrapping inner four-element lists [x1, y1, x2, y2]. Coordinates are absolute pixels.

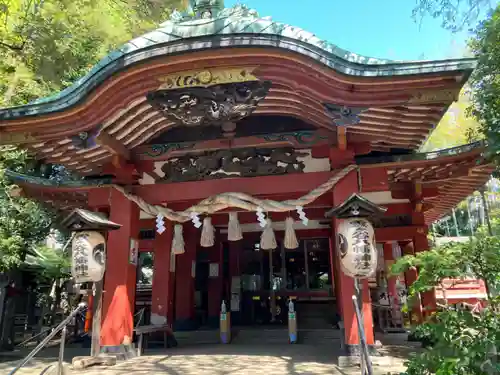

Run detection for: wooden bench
[[133, 325, 175, 356]]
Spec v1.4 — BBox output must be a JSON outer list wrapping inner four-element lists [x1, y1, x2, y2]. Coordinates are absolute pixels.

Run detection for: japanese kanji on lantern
[[71, 231, 106, 283], [325, 193, 387, 279], [337, 218, 377, 279]]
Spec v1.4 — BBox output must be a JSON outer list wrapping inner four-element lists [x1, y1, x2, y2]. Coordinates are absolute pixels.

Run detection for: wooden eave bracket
[[96, 131, 130, 161]]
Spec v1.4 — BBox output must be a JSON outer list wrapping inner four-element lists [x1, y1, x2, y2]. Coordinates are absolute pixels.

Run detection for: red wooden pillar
[[330, 169, 375, 352], [174, 225, 196, 330], [413, 233, 437, 317], [151, 221, 173, 325], [401, 241, 423, 324], [101, 189, 139, 346]]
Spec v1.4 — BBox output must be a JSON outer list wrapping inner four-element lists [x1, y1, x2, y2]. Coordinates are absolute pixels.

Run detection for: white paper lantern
[[71, 231, 106, 283], [337, 218, 377, 279]]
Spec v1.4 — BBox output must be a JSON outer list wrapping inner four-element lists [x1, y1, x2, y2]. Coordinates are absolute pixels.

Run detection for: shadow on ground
[[0, 341, 415, 374]]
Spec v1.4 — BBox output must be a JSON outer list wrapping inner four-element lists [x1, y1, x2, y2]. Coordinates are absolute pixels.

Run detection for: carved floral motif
[[159, 147, 307, 182]]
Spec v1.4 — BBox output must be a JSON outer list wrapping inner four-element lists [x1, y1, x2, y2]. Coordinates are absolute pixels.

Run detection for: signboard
[[129, 238, 138, 265]]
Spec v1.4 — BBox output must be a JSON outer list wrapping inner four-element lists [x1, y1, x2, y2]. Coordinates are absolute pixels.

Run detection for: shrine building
[[0, 1, 492, 353]]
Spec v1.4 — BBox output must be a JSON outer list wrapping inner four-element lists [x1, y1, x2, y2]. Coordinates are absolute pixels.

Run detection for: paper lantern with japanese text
[[71, 231, 106, 283], [337, 218, 377, 279]]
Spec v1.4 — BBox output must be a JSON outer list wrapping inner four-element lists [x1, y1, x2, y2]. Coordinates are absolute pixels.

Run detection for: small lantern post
[[61, 209, 121, 357], [325, 194, 386, 375]]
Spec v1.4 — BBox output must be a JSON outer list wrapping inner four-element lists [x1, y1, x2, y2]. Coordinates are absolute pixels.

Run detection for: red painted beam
[[375, 226, 427, 242], [132, 171, 333, 204], [384, 203, 413, 216]]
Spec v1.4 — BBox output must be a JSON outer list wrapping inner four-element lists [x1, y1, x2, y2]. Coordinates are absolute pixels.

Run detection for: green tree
[[469, 5, 500, 168], [0, 146, 56, 271], [421, 90, 483, 152], [0, 0, 184, 106], [392, 238, 500, 374], [0, 0, 184, 271], [412, 0, 493, 32]]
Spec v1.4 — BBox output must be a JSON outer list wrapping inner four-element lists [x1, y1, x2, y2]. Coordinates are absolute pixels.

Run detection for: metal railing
[[8, 305, 83, 375], [353, 279, 374, 375]]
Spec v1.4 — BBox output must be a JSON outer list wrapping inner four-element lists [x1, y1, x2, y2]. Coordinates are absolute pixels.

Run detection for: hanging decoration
[[325, 193, 386, 279], [172, 224, 185, 254], [156, 214, 166, 234], [256, 207, 267, 228], [337, 218, 378, 279], [112, 164, 357, 223], [190, 212, 202, 228], [200, 217, 215, 247], [260, 218, 277, 250], [296, 206, 309, 226], [284, 217, 299, 249], [228, 212, 243, 241], [71, 231, 106, 283]]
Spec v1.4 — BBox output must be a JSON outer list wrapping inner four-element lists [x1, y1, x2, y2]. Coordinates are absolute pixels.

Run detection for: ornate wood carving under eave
[[157, 147, 308, 183], [407, 89, 460, 104], [134, 130, 335, 160], [146, 80, 272, 128], [157, 67, 260, 90], [323, 104, 369, 126]]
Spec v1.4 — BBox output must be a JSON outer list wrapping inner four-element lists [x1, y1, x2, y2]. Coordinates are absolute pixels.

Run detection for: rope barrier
[[112, 164, 358, 223]]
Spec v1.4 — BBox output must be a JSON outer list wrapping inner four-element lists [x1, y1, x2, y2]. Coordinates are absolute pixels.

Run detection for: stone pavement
[[1, 344, 412, 375]]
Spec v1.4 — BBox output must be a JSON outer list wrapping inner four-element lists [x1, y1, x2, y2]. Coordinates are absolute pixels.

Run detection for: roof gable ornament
[[192, 0, 224, 19]]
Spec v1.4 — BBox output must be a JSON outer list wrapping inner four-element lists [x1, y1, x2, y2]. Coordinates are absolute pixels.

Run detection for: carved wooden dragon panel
[[159, 147, 307, 182]]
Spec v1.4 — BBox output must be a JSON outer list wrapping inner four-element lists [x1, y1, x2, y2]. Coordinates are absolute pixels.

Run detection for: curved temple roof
[[0, 1, 491, 226], [0, 1, 475, 119]]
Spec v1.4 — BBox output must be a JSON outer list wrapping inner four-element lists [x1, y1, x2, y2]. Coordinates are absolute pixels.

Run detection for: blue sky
[[225, 0, 483, 61]]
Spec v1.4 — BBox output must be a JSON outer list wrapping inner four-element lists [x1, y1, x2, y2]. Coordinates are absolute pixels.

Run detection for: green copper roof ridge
[[0, 3, 477, 119], [356, 140, 485, 165]]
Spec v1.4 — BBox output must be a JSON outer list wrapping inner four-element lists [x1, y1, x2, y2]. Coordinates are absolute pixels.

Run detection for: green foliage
[[0, 0, 184, 106], [391, 243, 464, 306], [0, 0, 184, 273], [421, 91, 483, 152], [0, 146, 55, 271], [23, 244, 70, 280], [393, 237, 500, 301], [469, 5, 500, 168], [393, 237, 500, 374], [405, 300, 500, 375], [412, 0, 493, 32]]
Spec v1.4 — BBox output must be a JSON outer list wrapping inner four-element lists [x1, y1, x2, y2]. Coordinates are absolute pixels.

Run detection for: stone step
[[151, 328, 343, 347], [299, 329, 342, 345], [232, 329, 289, 345]]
